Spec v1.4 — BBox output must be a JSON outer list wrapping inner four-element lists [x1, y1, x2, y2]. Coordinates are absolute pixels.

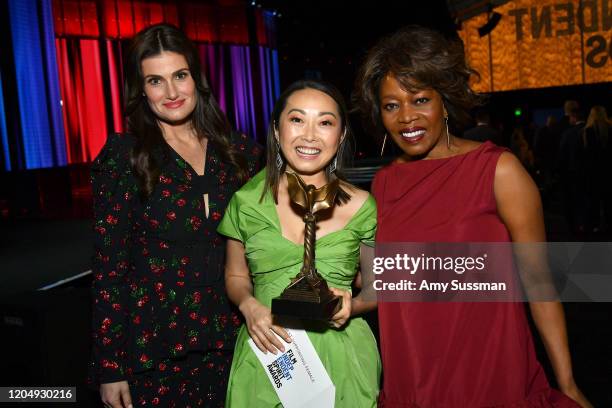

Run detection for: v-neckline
[[166, 138, 209, 177], [266, 189, 370, 246]]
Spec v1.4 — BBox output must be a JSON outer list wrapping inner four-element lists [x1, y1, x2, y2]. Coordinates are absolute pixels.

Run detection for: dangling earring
[[329, 156, 338, 173], [275, 139, 284, 170], [445, 116, 451, 149], [330, 128, 344, 172], [380, 133, 387, 157], [330, 138, 343, 174]]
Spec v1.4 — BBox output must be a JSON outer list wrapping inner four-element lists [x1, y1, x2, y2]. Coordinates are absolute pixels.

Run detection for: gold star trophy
[[271, 173, 342, 320]]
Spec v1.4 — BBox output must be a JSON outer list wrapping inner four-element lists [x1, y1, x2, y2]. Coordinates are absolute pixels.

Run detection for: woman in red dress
[[353, 26, 591, 408]]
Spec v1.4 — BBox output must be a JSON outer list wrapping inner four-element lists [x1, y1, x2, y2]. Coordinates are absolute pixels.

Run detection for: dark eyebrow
[[172, 67, 190, 75], [287, 108, 306, 115], [143, 68, 189, 80], [319, 111, 337, 119], [287, 109, 337, 119], [379, 94, 399, 100]]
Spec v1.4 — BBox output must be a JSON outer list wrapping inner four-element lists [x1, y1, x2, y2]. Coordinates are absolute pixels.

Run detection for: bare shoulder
[[495, 151, 528, 180], [494, 151, 539, 201], [493, 151, 545, 240]]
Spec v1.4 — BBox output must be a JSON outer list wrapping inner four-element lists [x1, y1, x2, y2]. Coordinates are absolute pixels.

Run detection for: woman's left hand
[[329, 287, 352, 328]]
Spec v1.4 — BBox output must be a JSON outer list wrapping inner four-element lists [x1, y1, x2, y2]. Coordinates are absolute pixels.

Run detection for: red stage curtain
[[56, 38, 108, 163], [105, 39, 124, 134], [51, 0, 264, 164], [53, 0, 249, 43]]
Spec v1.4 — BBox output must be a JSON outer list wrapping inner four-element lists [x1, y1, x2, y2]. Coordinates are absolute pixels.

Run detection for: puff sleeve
[[218, 133, 263, 242], [217, 193, 244, 242], [358, 195, 377, 247]]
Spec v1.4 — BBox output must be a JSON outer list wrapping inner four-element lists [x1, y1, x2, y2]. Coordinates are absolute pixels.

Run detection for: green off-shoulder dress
[[217, 170, 381, 407]]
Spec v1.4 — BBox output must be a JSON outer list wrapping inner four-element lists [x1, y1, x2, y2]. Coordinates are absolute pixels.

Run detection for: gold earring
[[445, 116, 451, 149], [380, 133, 387, 157]]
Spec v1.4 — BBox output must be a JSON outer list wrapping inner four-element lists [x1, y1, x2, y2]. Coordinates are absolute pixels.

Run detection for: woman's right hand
[[100, 380, 132, 408], [240, 297, 291, 354], [561, 381, 593, 408]]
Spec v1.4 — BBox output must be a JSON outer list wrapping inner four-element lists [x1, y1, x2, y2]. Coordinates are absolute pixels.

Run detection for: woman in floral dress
[[89, 24, 261, 408]]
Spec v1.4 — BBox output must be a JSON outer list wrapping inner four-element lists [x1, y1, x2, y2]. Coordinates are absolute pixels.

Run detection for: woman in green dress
[[218, 79, 381, 407]]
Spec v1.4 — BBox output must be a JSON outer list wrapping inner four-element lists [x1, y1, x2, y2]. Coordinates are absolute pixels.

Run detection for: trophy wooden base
[[271, 274, 342, 321]]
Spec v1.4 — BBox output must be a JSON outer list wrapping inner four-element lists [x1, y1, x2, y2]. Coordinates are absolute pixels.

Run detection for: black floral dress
[[89, 132, 262, 407]]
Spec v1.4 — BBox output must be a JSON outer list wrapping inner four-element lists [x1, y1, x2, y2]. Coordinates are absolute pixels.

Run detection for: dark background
[[268, 0, 612, 156]]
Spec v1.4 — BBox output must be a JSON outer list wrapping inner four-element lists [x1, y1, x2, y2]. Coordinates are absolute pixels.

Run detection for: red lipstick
[[163, 99, 185, 109]]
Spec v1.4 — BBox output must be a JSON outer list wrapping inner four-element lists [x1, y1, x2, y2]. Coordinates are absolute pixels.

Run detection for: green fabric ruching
[[218, 170, 380, 407]]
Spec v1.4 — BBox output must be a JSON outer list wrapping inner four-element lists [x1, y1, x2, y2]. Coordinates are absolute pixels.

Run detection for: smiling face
[[276, 88, 343, 181], [379, 73, 448, 160], [141, 51, 197, 125]]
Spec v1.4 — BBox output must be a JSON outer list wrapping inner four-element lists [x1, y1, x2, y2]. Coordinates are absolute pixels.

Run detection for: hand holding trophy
[[271, 172, 343, 320]]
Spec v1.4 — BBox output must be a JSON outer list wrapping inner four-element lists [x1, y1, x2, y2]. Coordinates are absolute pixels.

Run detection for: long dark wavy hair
[[124, 23, 248, 199], [261, 79, 353, 204], [353, 25, 485, 142]]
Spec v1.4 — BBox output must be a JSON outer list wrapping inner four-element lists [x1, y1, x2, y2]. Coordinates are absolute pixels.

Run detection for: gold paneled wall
[[459, 0, 612, 92]]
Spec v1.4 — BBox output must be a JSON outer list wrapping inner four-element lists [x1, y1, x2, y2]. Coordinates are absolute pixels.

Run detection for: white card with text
[[248, 327, 335, 408]]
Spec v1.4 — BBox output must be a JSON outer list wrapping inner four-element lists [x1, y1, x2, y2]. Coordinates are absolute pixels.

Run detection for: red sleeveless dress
[[372, 142, 578, 407]]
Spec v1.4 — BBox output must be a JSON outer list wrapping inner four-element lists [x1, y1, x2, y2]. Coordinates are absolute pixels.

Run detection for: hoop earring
[[380, 133, 387, 157], [275, 139, 284, 170], [445, 116, 451, 149]]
